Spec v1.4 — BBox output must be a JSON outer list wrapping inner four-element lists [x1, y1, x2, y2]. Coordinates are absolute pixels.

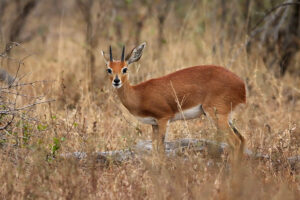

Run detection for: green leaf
[[125, 0, 133, 5], [37, 124, 48, 131]]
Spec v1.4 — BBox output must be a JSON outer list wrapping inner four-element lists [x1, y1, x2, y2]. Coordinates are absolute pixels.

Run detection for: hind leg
[[218, 115, 244, 161], [205, 108, 244, 161], [205, 108, 226, 144], [229, 120, 245, 158]]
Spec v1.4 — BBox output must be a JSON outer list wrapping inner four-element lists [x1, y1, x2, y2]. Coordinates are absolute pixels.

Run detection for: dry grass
[[1, 1, 300, 199]]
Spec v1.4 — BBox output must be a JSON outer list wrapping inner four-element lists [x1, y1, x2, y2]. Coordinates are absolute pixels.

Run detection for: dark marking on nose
[[114, 76, 120, 83]]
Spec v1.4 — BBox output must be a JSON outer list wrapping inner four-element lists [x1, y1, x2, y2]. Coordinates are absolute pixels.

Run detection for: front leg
[[151, 119, 168, 154]]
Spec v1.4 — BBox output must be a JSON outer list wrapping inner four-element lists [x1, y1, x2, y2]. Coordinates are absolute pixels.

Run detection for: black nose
[[114, 78, 120, 84]]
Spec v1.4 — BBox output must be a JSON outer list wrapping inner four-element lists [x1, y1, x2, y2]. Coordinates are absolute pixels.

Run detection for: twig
[[0, 90, 45, 99], [0, 114, 14, 130], [169, 81, 191, 136], [9, 54, 32, 87], [0, 99, 55, 114], [0, 42, 20, 58], [14, 99, 55, 111], [0, 80, 56, 89]]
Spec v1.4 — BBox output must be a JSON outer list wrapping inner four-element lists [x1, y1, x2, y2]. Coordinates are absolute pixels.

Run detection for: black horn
[[121, 45, 125, 62], [109, 45, 113, 62]]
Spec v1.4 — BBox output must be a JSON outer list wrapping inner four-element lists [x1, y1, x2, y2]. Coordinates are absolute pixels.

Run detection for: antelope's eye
[[107, 68, 112, 74], [122, 68, 128, 74]]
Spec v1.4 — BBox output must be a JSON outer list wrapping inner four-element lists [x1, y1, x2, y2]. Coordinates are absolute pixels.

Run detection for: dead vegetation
[[0, 0, 300, 199]]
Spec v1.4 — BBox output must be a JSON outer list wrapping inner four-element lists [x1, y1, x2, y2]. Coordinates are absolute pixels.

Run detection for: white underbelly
[[170, 104, 205, 122], [135, 104, 205, 125], [135, 116, 157, 125]]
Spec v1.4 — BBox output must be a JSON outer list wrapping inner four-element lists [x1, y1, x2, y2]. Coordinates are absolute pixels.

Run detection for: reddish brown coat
[[116, 65, 246, 120], [103, 44, 246, 158]]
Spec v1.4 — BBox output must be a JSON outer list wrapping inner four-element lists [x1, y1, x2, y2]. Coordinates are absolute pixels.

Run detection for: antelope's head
[[101, 42, 146, 89]]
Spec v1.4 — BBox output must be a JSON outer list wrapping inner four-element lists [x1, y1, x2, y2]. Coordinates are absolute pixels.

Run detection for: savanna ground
[[1, 0, 300, 199]]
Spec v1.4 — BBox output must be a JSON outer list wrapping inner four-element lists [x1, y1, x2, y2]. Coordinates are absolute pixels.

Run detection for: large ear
[[101, 50, 109, 65], [126, 42, 146, 65]]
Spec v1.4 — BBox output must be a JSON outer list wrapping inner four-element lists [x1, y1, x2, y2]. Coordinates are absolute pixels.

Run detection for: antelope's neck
[[116, 80, 140, 115]]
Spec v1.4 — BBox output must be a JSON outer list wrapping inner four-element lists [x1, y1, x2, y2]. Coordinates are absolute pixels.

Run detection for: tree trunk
[[9, 0, 37, 43], [0, 0, 8, 43], [279, 0, 300, 75]]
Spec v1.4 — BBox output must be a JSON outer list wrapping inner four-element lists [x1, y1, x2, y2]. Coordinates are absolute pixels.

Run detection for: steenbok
[[101, 43, 246, 159]]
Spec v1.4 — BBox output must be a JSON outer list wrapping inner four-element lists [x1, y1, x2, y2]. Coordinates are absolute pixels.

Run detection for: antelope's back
[[134, 65, 246, 113], [193, 65, 246, 109], [162, 65, 246, 109]]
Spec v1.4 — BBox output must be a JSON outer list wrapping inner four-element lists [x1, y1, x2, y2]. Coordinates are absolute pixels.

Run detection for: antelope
[[101, 42, 246, 159]]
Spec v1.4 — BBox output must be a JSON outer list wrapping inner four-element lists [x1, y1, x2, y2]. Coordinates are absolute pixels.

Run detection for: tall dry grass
[[0, 1, 300, 199]]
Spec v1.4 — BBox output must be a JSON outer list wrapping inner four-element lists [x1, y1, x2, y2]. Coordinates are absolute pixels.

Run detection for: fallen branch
[[61, 138, 300, 171], [61, 139, 224, 162]]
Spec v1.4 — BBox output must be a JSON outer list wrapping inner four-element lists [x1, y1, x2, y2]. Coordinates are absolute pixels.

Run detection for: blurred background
[[1, 0, 300, 199], [1, 0, 300, 82]]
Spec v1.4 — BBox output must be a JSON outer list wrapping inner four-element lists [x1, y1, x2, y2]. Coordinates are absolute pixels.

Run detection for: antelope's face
[[106, 61, 128, 89], [101, 42, 146, 89]]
